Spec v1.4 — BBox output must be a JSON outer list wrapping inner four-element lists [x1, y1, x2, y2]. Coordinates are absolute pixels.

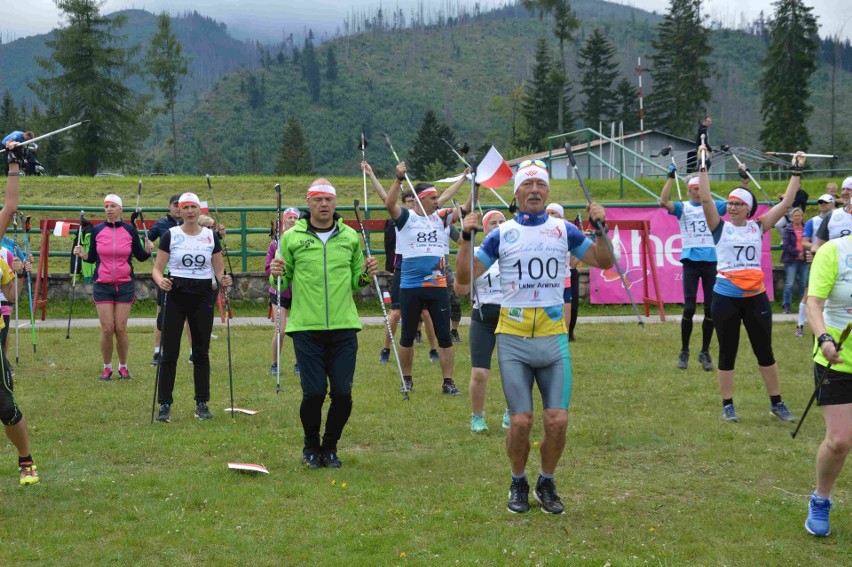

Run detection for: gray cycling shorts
[[496, 333, 572, 414]]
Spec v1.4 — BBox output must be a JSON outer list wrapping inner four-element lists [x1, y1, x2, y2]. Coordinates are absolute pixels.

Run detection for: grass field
[[0, 319, 849, 565]]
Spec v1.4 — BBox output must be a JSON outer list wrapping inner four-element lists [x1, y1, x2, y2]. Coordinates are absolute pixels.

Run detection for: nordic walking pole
[[564, 142, 644, 326], [442, 138, 488, 215], [19, 213, 36, 352], [765, 152, 838, 160], [658, 146, 682, 200], [382, 133, 441, 233], [274, 183, 283, 394], [360, 133, 368, 210], [791, 322, 852, 439], [0, 120, 90, 155], [135, 180, 149, 242], [719, 145, 773, 204], [354, 199, 409, 400], [12, 215, 19, 365], [205, 175, 235, 416], [151, 288, 169, 424], [66, 210, 84, 339]]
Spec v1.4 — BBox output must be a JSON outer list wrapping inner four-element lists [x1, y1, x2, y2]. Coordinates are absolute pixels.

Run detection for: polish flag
[[53, 221, 70, 237], [475, 146, 513, 189], [200, 201, 210, 214]]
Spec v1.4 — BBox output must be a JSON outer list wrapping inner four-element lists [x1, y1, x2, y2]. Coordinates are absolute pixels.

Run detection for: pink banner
[[589, 206, 774, 304]]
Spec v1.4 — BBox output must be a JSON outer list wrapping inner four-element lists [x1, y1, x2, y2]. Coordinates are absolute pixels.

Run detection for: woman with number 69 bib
[[151, 192, 232, 423], [698, 148, 805, 424]]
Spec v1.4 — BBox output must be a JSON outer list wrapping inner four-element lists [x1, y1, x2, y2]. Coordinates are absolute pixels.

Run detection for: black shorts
[[399, 286, 452, 348], [390, 269, 402, 310], [269, 291, 292, 310], [814, 363, 852, 406], [470, 304, 500, 369], [563, 287, 572, 304], [93, 281, 136, 304]]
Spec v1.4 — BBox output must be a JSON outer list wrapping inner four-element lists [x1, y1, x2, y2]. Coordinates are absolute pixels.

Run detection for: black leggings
[[399, 287, 453, 348], [157, 281, 215, 405], [681, 260, 716, 351], [0, 351, 21, 426], [569, 268, 579, 335], [711, 291, 775, 371]]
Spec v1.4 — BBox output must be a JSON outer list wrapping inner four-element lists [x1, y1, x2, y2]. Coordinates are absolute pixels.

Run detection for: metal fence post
[[240, 210, 248, 272]]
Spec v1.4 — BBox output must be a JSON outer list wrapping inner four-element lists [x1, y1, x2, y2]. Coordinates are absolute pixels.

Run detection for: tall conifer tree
[[276, 116, 313, 175], [577, 28, 619, 128]]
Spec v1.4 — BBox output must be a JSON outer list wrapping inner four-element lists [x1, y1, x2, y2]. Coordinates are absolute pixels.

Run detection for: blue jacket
[[147, 214, 180, 243], [1, 131, 25, 146]]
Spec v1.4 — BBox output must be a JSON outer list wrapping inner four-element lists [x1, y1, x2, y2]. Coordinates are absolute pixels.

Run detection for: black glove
[[6, 144, 24, 165], [738, 167, 750, 180], [667, 164, 677, 179], [130, 211, 140, 224]]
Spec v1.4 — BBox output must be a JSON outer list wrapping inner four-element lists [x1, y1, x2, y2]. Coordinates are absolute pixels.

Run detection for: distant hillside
[[164, 6, 852, 175], [0, 9, 256, 106]]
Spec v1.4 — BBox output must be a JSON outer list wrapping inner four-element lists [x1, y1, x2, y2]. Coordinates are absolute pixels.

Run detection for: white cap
[[306, 184, 337, 198], [842, 177, 852, 190], [178, 192, 201, 208], [817, 194, 835, 203], [514, 164, 549, 193], [104, 194, 123, 208], [545, 203, 564, 218]]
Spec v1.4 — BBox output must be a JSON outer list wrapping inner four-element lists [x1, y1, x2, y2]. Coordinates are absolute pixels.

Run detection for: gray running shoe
[[698, 351, 714, 372], [676, 350, 688, 370], [770, 401, 795, 423], [534, 476, 565, 514]]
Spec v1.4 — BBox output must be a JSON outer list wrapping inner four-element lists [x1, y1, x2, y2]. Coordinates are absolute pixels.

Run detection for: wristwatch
[[817, 333, 835, 347]]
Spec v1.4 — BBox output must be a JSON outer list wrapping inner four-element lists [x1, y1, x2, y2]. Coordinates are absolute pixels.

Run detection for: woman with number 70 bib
[[698, 148, 805, 424], [151, 192, 232, 422]]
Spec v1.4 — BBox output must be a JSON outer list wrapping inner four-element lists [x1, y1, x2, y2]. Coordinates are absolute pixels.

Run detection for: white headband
[[307, 184, 337, 198], [104, 194, 123, 208], [687, 176, 700, 188], [842, 177, 852, 190], [481, 210, 505, 228], [514, 165, 549, 193], [729, 188, 754, 210], [416, 186, 438, 198], [178, 192, 201, 208], [545, 203, 564, 218]]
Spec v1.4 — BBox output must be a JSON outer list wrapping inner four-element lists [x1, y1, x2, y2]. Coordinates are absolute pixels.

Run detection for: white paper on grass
[[223, 407, 258, 415], [227, 462, 269, 474]]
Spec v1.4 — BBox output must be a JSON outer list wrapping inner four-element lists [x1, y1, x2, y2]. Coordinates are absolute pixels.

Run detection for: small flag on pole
[[227, 462, 269, 474], [53, 222, 70, 237], [200, 201, 209, 214], [475, 146, 513, 189]]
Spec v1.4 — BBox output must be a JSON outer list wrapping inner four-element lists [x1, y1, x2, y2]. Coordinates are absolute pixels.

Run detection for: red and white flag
[[53, 221, 70, 237], [475, 146, 513, 189], [227, 462, 269, 474], [200, 201, 210, 214]]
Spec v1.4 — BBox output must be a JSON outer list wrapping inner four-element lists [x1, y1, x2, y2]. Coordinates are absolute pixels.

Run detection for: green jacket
[[271, 214, 368, 332]]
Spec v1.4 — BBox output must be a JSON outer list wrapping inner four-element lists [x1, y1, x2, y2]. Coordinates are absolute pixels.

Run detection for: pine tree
[[32, 0, 150, 175], [407, 109, 456, 179], [276, 116, 313, 175], [577, 28, 619, 128], [613, 78, 640, 132], [145, 12, 191, 175], [301, 38, 321, 103], [0, 91, 18, 136], [646, 0, 712, 137], [520, 38, 568, 149], [758, 0, 819, 151], [522, 1, 579, 133], [326, 46, 338, 107]]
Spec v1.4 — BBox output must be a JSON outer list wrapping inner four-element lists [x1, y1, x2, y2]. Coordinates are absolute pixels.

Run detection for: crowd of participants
[[1, 131, 851, 534]]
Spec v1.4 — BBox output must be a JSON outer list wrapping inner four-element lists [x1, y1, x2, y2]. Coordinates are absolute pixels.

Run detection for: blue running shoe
[[502, 410, 511, 430], [470, 414, 488, 432], [723, 404, 739, 423], [379, 348, 390, 364], [805, 492, 831, 536], [770, 401, 795, 423]]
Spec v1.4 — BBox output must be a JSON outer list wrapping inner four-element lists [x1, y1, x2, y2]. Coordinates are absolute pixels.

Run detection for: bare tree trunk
[[171, 103, 178, 175]]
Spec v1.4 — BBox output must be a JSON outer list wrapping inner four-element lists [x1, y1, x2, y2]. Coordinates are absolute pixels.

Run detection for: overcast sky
[[1, 0, 849, 42]]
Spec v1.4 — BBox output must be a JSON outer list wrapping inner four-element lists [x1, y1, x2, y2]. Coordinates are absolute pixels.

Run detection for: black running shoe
[[698, 350, 714, 372], [451, 329, 461, 344], [534, 476, 565, 514], [156, 403, 171, 423], [676, 350, 688, 370], [302, 451, 321, 469], [441, 379, 461, 396], [429, 349, 439, 363], [150, 352, 160, 366], [400, 377, 413, 393], [507, 477, 530, 513], [414, 330, 422, 344], [322, 451, 342, 468], [379, 348, 390, 364], [195, 402, 213, 420]]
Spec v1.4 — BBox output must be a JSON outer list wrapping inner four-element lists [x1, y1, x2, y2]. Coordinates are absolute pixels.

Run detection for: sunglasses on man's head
[[518, 159, 547, 170]]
